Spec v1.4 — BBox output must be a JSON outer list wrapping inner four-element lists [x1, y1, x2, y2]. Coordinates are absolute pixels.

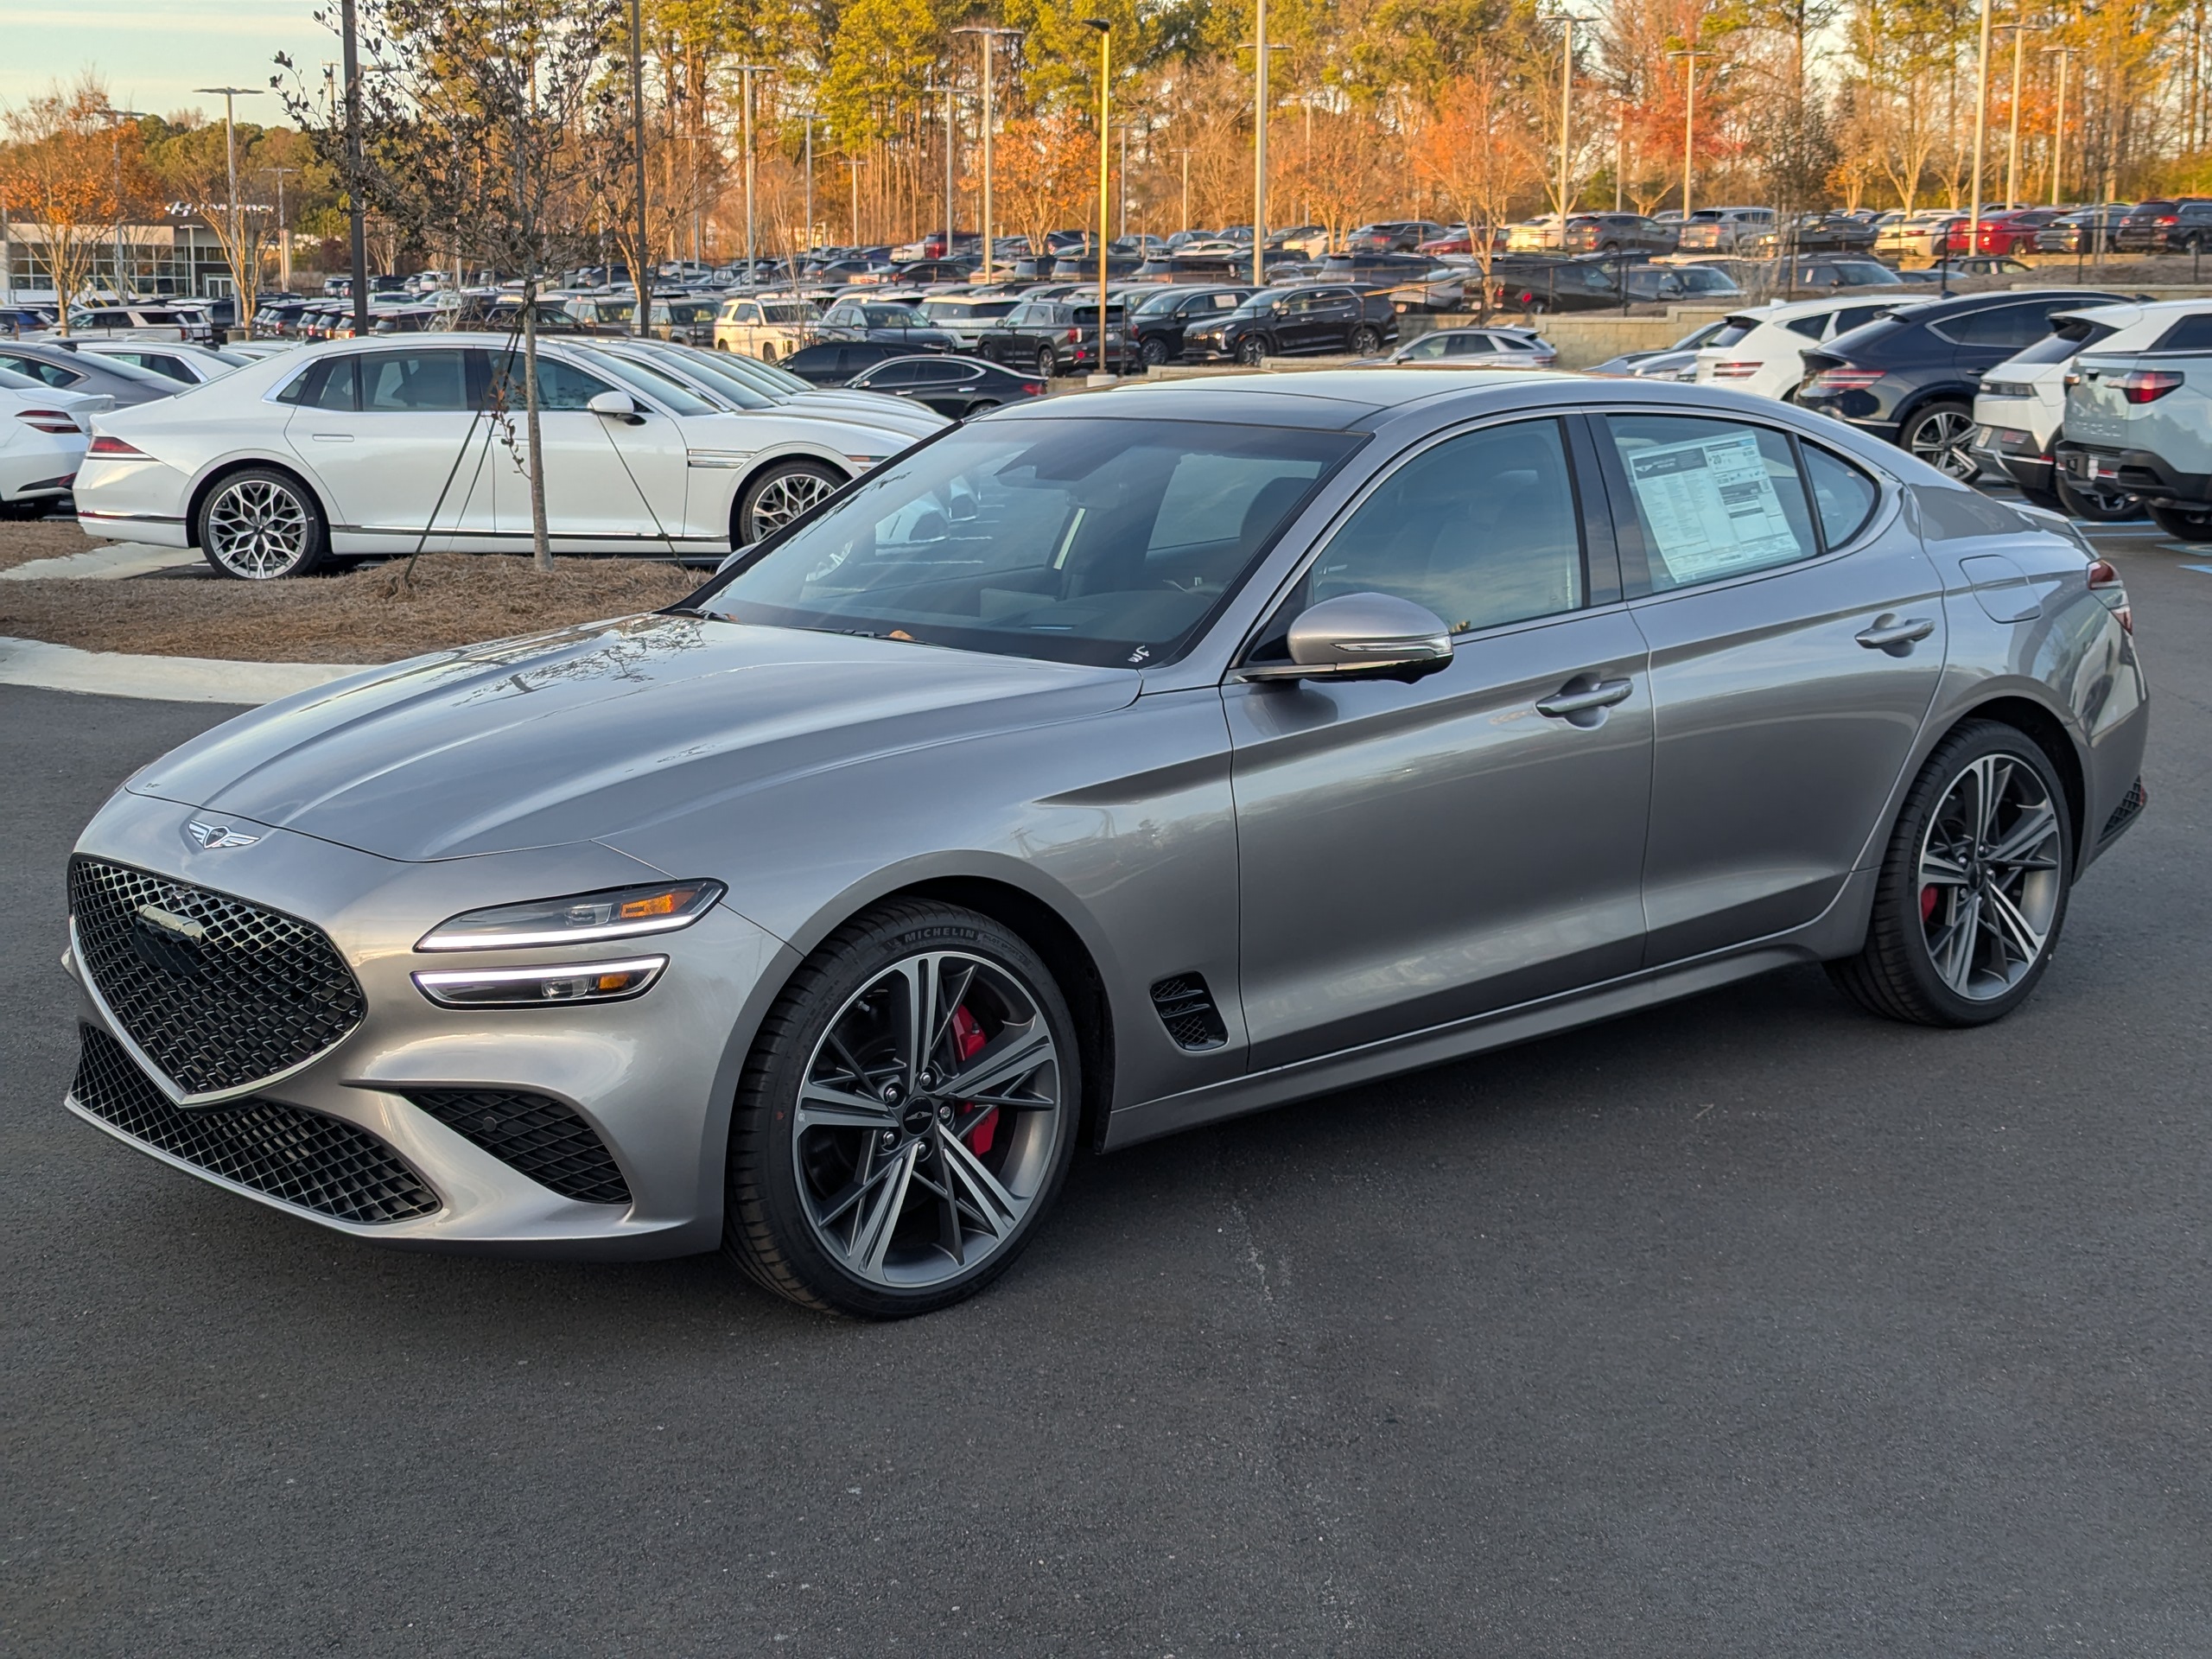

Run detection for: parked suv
[[1345, 220, 1450, 253], [1561, 213, 1678, 254], [2034, 206, 2129, 253], [1970, 303, 2140, 518], [1179, 284, 1398, 362], [1125, 284, 1256, 364], [972, 297, 1138, 375], [2115, 199, 2212, 251], [1675, 207, 1776, 251], [1794, 288, 2128, 479], [814, 299, 957, 352], [1694, 295, 1903, 402], [2055, 302, 2212, 539]]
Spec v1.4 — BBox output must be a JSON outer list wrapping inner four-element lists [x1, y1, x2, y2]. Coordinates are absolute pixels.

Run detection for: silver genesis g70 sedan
[[63, 370, 2149, 1317]]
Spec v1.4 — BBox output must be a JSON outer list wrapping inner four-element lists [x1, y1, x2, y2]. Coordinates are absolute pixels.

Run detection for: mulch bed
[[0, 551, 704, 663], [0, 517, 103, 571]]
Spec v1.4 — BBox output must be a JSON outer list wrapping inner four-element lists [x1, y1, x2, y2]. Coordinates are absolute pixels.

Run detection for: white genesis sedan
[[73, 334, 933, 578]]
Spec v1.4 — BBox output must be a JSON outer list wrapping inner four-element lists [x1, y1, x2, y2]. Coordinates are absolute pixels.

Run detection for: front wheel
[[1140, 335, 1169, 365], [1349, 325, 1382, 355], [2149, 502, 2212, 541], [1827, 720, 2072, 1027], [1901, 401, 1980, 480], [724, 900, 1081, 1318], [1236, 336, 1268, 366], [197, 467, 331, 579], [737, 458, 844, 545]]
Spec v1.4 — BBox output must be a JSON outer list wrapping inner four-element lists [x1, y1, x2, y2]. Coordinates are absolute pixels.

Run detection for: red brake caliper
[[1921, 885, 1941, 922], [950, 1005, 995, 1155]]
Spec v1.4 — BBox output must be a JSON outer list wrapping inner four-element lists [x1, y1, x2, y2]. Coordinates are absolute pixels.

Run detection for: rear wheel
[[2016, 480, 2065, 512], [2054, 471, 2144, 522], [1901, 401, 1980, 480], [1349, 325, 1382, 355], [724, 900, 1080, 1319], [197, 467, 331, 579], [1828, 720, 2072, 1027], [2148, 502, 2212, 541], [1035, 346, 1057, 378], [737, 458, 844, 545]]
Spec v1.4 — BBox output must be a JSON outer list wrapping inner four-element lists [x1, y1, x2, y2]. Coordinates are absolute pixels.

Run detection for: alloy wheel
[[1907, 407, 1980, 480], [791, 950, 1065, 1289], [748, 467, 837, 538], [1916, 753, 2063, 1001], [206, 478, 310, 578]]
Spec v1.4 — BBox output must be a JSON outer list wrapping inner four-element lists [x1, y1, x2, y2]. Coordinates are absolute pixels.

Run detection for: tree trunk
[[524, 274, 551, 572]]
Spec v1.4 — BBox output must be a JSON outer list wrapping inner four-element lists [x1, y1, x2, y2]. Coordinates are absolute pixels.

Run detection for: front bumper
[[63, 789, 795, 1258], [2055, 443, 2212, 507]]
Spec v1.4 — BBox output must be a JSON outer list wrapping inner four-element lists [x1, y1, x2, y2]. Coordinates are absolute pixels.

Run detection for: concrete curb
[[0, 545, 203, 582], [0, 636, 364, 705]]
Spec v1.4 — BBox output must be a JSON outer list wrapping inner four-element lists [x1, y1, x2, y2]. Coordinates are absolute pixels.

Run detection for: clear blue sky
[[1, 0, 332, 124]]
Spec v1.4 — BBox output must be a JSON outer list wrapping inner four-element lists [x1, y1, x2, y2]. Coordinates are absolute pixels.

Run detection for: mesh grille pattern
[[404, 1090, 632, 1206], [1150, 975, 1229, 1052], [2101, 775, 2147, 842], [72, 1024, 439, 1224], [69, 856, 366, 1096]]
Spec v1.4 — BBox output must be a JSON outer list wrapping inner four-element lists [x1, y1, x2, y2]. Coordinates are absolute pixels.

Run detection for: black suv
[[1125, 284, 1257, 364], [1179, 284, 1399, 362], [1488, 257, 1625, 314], [1794, 288, 2128, 478], [1561, 213, 1678, 254], [1345, 220, 1450, 253], [972, 297, 1138, 375], [814, 299, 957, 351], [2114, 199, 2212, 251]]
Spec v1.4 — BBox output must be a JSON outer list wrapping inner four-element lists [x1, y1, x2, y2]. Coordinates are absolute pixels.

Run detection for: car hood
[[125, 613, 1140, 862]]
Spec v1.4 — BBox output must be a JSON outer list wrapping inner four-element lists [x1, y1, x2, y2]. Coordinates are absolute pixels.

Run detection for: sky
[[0, 0, 332, 124]]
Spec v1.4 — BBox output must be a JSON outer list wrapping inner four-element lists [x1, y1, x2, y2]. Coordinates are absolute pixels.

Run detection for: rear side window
[[1803, 445, 1880, 545], [1605, 415, 1820, 591], [1933, 304, 2049, 347], [1706, 317, 1758, 348], [359, 349, 470, 411], [1784, 315, 1827, 339], [2150, 314, 2212, 353], [2011, 320, 2114, 364], [276, 355, 359, 410]]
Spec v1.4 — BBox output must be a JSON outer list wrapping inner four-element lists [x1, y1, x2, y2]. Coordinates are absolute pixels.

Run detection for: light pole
[[2044, 45, 2075, 207], [97, 108, 145, 302], [1173, 146, 1192, 231], [268, 164, 295, 290], [338, 0, 367, 334], [954, 27, 1021, 282], [731, 65, 770, 283], [1243, 33, 1289, 280], [1538, 15, 1581, 247], [924, 80, 957, 256], [796, 111, 826, 268], [193, 86, 262, 312], [1966, 0, 1994, 267], [1084, 19, 1111, 378], [1667, 45, 1700, 219], [629, 0, 650, 335], [1999, 19, 2033, 210]]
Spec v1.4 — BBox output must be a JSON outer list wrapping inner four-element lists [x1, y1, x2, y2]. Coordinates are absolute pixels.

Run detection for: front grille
[[69, 856, 366, 1097], [2101, 775, 2149, 842], [403, 1089, 632, 1206], [72, 1025, 439, 1224], [1150, 974, 1229, 1052]]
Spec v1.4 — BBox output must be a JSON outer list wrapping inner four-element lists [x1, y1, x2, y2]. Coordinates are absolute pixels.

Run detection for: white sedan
[[0, 369, 109, 520], [1692, 294, 1900, 402], [73, 334, 931, 577]]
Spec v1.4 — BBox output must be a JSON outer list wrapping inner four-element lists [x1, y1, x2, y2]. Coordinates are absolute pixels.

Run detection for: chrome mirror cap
[[1239, 591, 1454, 684]]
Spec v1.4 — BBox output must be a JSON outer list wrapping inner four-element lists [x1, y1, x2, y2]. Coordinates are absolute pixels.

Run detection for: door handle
[[1855, 614, 1936, 654], [1535, 677, 1634, 719], [308, 432, 353, 442]]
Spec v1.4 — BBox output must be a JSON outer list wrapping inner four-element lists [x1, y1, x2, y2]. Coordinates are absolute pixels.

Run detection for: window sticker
[[1623, 430, 1802, 582]]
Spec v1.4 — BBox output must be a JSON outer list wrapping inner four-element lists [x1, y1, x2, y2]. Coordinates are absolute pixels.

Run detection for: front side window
[[700, 417, 1359, 669], [1297, 418, 1584, 635], [487, 350, 613, 411], [1605, 414, 1819, 591], [1398, 335, 1451, 360]]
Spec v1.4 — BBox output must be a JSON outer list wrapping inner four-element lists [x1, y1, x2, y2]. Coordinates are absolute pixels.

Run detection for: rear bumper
[[1973, 423, 2054, 491], [2055, 443, 2212, 506]]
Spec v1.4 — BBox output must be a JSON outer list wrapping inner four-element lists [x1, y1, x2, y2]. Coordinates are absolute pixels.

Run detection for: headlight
[[413, 957, 668, 1007], [416, 880, 723, 951]]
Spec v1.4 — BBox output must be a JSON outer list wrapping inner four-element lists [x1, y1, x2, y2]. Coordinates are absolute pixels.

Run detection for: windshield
[[698, 417, 1361, 668], [569, 347, 721, 415]]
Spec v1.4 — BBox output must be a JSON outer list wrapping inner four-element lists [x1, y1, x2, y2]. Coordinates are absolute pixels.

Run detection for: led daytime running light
[[416, 880, 724, 951], [413, 956, 669, 1008]]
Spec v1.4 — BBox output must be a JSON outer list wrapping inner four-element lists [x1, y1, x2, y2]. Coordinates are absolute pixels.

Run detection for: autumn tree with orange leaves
[[1413, 63, 1541, 312], [0, 75, 128, 329], [988, 111, 1096, 252]]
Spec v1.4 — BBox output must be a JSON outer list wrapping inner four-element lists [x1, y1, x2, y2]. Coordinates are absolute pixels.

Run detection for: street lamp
[[2043, 45, 2075, 209], [795, 111, 827, 270], [1539, 14, 1586, 248], [267, 164, 296, 290], [1966, 0, 1995, 265], [337, 0, 368, 334], [954, 26, 1022, 282], [1997, 19, 2035, 212], [924, 80, 959, 259], [97, 108, 146, 302], [628, 0, 650, 335], [1238, 35, 1289, 280], [1666, 44, 1700, 219], [1173, 146, 1192, 232], [1084, 19, 1112, 379], [731, 64, 771, 283], [193, 86, 262, 312]]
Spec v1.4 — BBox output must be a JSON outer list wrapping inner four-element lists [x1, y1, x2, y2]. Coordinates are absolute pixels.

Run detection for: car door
[[1592, 410, 1947, 963], [279, 346, 499, 553], [486, 348, 689, 551], [1224, 415, 1654, 1068]]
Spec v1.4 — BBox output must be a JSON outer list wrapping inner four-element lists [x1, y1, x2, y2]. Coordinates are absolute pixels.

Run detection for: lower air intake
[[1149, 974, 1229, 1052], [403, 1089, 632, 1206], [2101, 775, 2147, 842], [71, 1024, 439, 1224]]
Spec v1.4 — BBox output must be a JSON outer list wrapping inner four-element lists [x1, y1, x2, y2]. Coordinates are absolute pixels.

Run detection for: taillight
[[1808, 366, 1885, 392], [86, 435, 146, 457], [2115, 369, 2183, 404], [16, 408, 80, 435], [2157, 214, 2178, 225], [2087, 557, 2133, 633], [1709, 360, 1760, 378], [1066, 327, 1079, 341], [1021, 381, 1045, 394]]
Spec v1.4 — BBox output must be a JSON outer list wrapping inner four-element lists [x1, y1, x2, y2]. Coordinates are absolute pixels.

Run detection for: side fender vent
[[2101, 775, 2148, 842], [1149, 975, 1228, 1052]]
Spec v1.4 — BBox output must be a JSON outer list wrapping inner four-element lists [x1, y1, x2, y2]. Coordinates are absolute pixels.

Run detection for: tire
[[960, 399, 1001, 418], [1899, 401, 1980, 481], [1140, 335, 1169, 365], [1035, 346, 1056, 378], [1236, 336, 1268, 366], [736, 458, 845, 546], [196, 466, 331, 579], [1827, 719, 2073, 1027], [2148, 502, 2212, 541], [723, 899, 1082, 1319], [0, 497, 56, 520], [2054, 471, 2144, 523], [1349, 325, 1382, 355], [2016, 481, 2065, 512]]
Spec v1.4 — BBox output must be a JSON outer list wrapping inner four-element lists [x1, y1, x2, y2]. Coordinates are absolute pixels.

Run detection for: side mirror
[[1238, 592, 1454, 684], [588, 389, 642, 423]]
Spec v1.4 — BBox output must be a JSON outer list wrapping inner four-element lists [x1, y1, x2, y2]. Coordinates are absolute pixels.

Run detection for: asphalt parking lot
[[4, 518, 2209, 1657]]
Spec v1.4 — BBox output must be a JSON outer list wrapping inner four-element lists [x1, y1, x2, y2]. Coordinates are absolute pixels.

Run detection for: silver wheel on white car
[[737, 459, 845, 545], [198, 467, 330, 579]]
